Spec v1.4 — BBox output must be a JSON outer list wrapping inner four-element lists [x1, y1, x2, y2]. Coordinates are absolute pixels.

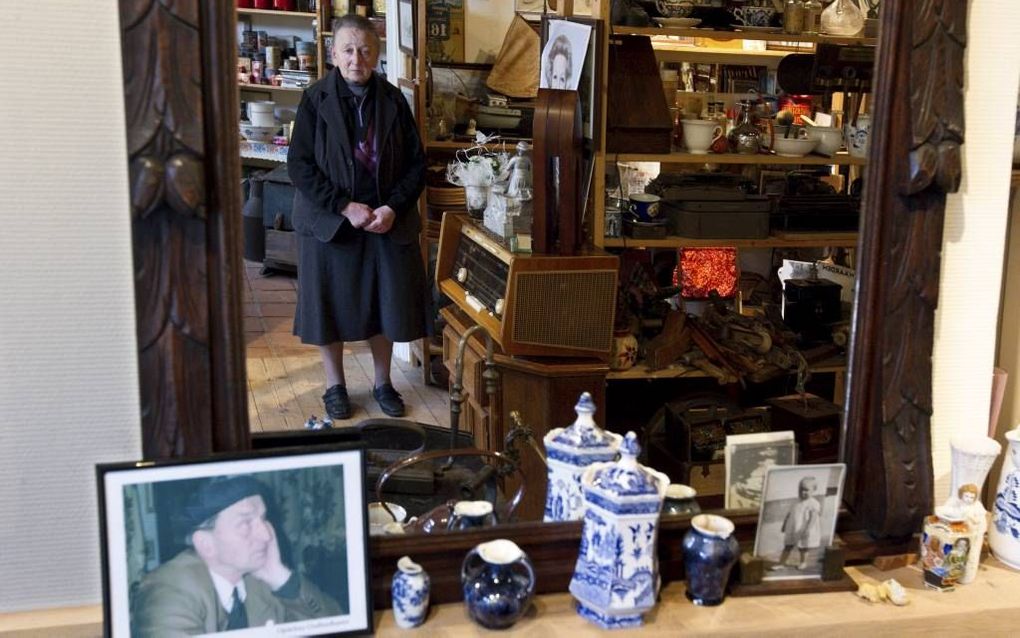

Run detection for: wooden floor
[[242, 260, 450, 431]]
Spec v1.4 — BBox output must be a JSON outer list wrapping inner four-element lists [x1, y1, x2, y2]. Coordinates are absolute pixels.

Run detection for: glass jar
[[783, 0, 805, 35]]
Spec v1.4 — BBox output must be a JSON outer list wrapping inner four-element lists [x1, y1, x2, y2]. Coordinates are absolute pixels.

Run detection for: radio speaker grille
[[511, 270, 616, 353]]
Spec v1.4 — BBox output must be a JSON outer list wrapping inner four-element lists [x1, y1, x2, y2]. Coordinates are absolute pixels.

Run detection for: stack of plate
[[427, 185, 467, 208]]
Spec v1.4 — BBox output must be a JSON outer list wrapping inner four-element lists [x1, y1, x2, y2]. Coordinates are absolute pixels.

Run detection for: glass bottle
[[803, 0, 823, 34], [727, 101, 762, 155], [821, 0, 865, 36]]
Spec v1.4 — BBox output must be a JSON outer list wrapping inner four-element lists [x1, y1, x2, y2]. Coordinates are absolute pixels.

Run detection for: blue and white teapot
[[543, 392, 622, 522], [569, 432, 669, 629]]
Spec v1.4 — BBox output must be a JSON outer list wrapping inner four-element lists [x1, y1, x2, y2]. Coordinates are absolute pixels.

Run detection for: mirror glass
[[235, 7, 877, 534]]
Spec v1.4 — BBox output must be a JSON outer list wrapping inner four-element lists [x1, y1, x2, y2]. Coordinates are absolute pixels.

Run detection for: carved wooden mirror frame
[[118, 0, 967, 606]]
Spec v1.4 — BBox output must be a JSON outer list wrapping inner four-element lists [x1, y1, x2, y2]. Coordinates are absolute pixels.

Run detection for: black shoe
[[322, 384, 352, 420], [372, 383, 405, 417]]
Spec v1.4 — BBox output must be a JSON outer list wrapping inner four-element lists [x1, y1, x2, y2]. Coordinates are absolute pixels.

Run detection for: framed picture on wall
[[97, 444, 371, 636], [398, 78, 417, 118], [398, 0, 416, 57]]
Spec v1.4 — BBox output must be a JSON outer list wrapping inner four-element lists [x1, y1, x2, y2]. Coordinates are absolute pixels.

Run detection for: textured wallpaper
[[931, 1, 1020, 501], [0, 2, 142, 612]]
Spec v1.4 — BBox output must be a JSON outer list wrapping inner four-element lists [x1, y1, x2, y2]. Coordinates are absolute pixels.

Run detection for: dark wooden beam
[[119, 0, 248, 459], [843, 0, 968, 538]]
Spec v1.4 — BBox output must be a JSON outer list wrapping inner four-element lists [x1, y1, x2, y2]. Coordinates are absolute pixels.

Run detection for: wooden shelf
[[610, 151, 866, 165], [601, 231, 859, 249], [238, 83, 307, 93], [430, 62, 494, 71], [237, 8, 317, 19], [607, 355, 846, 381], [613, 26, 877, 47]]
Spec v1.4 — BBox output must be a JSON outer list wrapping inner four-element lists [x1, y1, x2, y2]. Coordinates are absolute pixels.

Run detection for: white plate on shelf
[[731, 24, 783, 33], [655, 18, 702, 28]]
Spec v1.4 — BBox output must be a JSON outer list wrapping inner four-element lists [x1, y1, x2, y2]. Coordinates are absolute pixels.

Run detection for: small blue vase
[[391, 556, 430, 628], [462, 539, 535, 630], [683, 514, 739, 606]]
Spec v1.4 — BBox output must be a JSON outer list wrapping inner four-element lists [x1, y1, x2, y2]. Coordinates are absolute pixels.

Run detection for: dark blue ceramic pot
[[462, 539, 535, 629], [683, 514, 739, 606]]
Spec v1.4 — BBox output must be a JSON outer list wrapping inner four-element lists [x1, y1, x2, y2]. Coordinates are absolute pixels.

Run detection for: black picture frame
[[398, 0, 416, 57], [97, 442, 371, 637]]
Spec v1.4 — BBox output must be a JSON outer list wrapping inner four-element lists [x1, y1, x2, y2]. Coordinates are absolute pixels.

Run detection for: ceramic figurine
[[945, 434, 1001, 583], [447, 500, 498, 531], [682, 514, 739, 606], [663, 484, 701, 517], [570, 432, 669, 629], [392, 556, 430, 628], [544, 392, 623, 522], [920, 503, 971, 591], [991, 428, 1020, 569], [462, 539, 535, 630]]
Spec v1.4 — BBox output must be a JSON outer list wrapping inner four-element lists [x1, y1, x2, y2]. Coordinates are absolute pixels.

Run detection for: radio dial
[[456, 267, 468, 283]]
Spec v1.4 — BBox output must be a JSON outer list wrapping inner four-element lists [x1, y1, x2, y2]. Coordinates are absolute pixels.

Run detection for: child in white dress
[[775, 476, 822, 570]]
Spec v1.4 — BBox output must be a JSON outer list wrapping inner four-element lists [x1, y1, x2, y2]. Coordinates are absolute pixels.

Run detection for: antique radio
[[436, 213, 618, 359]]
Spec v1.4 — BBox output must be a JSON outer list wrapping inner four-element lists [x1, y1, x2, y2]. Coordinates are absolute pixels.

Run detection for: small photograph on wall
[[724, 431, 797, 510], [516, 0, 592, 19], [539, 19, 592, 91], [753, 463, 846, 581], [97, 445, 371, 636]]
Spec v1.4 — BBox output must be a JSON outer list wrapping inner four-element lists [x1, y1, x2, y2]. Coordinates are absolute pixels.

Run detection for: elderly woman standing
[[288, 14, 427, 419]]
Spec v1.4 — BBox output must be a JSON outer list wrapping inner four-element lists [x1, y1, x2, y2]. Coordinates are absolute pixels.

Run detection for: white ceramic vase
[[946, 435, 1001, 584], [990, 429, 1020, 569]]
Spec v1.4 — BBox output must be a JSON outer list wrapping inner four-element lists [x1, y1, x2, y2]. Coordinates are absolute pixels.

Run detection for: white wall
[[465, 0, 515, 62], [931, 0, 1020, 500], [0, 2, 141, 612]]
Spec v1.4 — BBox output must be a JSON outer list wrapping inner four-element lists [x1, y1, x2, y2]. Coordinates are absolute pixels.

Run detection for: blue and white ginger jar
[[990, 428, 1020, 569], [543, 392, 622, 522], [569, 431, 669, 629], [391, 556, 430, 628]]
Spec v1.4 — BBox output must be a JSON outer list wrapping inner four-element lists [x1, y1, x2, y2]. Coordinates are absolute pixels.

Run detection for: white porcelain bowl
[[239, 122, 278, 143], [805, 126, 843, 156], [772, 136, 819, 157]]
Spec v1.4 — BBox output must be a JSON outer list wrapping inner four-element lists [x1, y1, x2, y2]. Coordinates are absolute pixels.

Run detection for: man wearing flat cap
[[132, 475, 342, 635]]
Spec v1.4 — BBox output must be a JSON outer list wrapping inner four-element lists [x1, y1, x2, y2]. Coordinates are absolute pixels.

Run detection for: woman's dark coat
[[287, 70, 428, 344]]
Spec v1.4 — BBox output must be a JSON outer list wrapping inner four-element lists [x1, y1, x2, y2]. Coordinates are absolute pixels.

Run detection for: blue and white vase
[[543, 392, 622, 522], [569, 432, 669, 629], [990, 428, 1020, 569], [462, 539, 535, 630], [391, 556, 430, 628], [682, 514, 739, 606]]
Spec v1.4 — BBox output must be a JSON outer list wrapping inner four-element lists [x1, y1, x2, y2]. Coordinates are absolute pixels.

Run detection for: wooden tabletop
[[4, 560, 1020, 636]]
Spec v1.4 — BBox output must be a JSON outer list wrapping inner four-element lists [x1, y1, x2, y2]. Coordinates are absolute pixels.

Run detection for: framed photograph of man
[[753, 463, 846, 581], [724, 431, 797, 510], [97, 443, 371, 636]]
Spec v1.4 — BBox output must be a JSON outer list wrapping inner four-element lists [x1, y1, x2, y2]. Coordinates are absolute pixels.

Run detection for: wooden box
[[606, 35, 673, 154]]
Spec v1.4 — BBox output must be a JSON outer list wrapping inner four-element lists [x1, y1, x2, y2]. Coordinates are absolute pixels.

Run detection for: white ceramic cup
[[248, 101, 276, 127], [682, 119, 723, 154]]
